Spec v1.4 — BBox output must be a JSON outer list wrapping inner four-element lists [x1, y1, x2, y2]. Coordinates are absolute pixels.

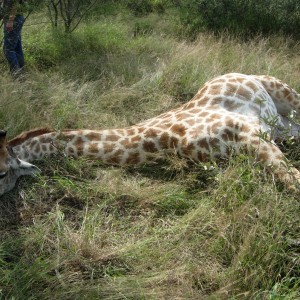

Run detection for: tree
[[47, 0, 98, 33]]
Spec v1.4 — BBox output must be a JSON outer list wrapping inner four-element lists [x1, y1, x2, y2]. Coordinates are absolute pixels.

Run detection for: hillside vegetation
[[0, 2, 300, 299]]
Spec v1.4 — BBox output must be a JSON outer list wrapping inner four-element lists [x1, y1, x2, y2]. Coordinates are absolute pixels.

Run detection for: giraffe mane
[[8, 127, 54, 147]]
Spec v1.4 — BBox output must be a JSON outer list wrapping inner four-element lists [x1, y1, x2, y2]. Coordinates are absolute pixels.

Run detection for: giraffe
[[2, 73, 300, 196]]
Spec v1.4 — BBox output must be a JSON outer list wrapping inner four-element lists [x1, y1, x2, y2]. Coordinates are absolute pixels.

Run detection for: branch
[[69, 0, 98, 33]]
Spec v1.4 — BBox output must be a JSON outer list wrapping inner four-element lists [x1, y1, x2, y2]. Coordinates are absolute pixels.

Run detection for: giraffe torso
[[134, 73, 299, 162]]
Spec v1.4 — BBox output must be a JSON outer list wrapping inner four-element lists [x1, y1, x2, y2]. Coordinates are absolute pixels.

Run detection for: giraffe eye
[[0, 172, 7, 179]]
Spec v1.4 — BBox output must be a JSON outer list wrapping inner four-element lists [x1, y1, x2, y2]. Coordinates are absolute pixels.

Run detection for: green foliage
[[126, 0, 168, 16], [176, 0, 300, 39], [24, 19, 130, 71]]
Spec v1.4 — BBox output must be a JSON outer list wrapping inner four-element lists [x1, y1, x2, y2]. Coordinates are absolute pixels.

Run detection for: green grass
[[0, 7, 300, 300]]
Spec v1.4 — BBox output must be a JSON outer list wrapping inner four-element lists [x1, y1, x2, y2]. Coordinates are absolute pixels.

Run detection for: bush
[[176, 0, 300, 39], [126, 0, 168, 16]]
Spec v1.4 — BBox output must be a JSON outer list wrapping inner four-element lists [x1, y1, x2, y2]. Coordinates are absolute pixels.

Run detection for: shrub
[[175, 0, 300, 39], [126, 0, 168, 16]]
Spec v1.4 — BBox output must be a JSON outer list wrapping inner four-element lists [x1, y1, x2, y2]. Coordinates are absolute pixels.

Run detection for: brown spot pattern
[[34, 144, 41, 154], [40, 135, 55, 144], [211, 121, 222, 133], [208, 137, 220, 149], [199, 111, 209, 118], [245, 81, 257, 91], [85, 132, 101, 141], [258, 151, 269, 162], [185, 119, 196, 126], [224, 83, 238, 95], [226, 118, 237, 129], [185, 102, 195, 109], [131, 135, 141, 143], [236, 86, 252, 99], [189, 125, 205, 138], [75, 137, 84, 149], [104, 143, 115, 154], [105, 134, 120, 142], [176, 112, 192, 121], [182, 143, 195, 156], [159, 133, 170, 149], [106, 156, 120, 165], [106, 149, 124, 165], [210, 97, 224, 106], [199, 85, 208, 94], [197, 151, 209, 161], [127, 128, 136, 135], [198, 138, 209, 151], [126, 152, 140, 164], [88, 143, 99, 153], [223, 100, 243, 111], [143, 141, 157, 153], [283, 89, 290, 98], [144, 128, 158, 138], [197, 97, 210, 106], [171, 124, 186, 136], [170, 136, 179, 148], [221, 129, 236, 142]]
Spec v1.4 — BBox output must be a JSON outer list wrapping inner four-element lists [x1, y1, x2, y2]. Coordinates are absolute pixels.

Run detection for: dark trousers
[[3, 15, 25, 73]]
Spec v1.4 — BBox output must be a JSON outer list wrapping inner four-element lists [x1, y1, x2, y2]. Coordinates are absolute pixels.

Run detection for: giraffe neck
[[8, 127, 166, 165]]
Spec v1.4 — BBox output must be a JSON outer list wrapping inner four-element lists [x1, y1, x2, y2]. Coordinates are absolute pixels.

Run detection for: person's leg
[[3, 25, 19, 72], [15, 35, 24, 69], [15, 15, 25, 69], [3, 15, 25, 73]]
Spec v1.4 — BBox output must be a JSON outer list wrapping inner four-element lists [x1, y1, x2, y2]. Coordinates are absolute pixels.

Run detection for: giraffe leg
[[255, 141, 300, 190]]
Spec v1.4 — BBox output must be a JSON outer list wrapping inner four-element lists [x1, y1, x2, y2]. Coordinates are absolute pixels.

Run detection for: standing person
[[0, 0, 25, 76]]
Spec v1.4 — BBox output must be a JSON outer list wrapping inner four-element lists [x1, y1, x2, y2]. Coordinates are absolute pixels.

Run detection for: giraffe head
[[0, 130, 40, 196]]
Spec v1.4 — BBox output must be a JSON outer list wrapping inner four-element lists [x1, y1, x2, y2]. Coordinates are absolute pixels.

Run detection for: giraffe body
[[3, 73, 300, 195]]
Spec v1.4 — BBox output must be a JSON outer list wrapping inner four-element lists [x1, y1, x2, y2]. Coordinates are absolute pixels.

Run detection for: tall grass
[[0, 7, 299, 300]]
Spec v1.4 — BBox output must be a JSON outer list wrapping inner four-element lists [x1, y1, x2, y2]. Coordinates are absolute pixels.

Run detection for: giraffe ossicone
[[2, 73, 300, 196]]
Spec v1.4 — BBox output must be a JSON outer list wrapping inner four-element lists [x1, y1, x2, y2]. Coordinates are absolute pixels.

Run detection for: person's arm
[[6, 1, 17, 32]]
